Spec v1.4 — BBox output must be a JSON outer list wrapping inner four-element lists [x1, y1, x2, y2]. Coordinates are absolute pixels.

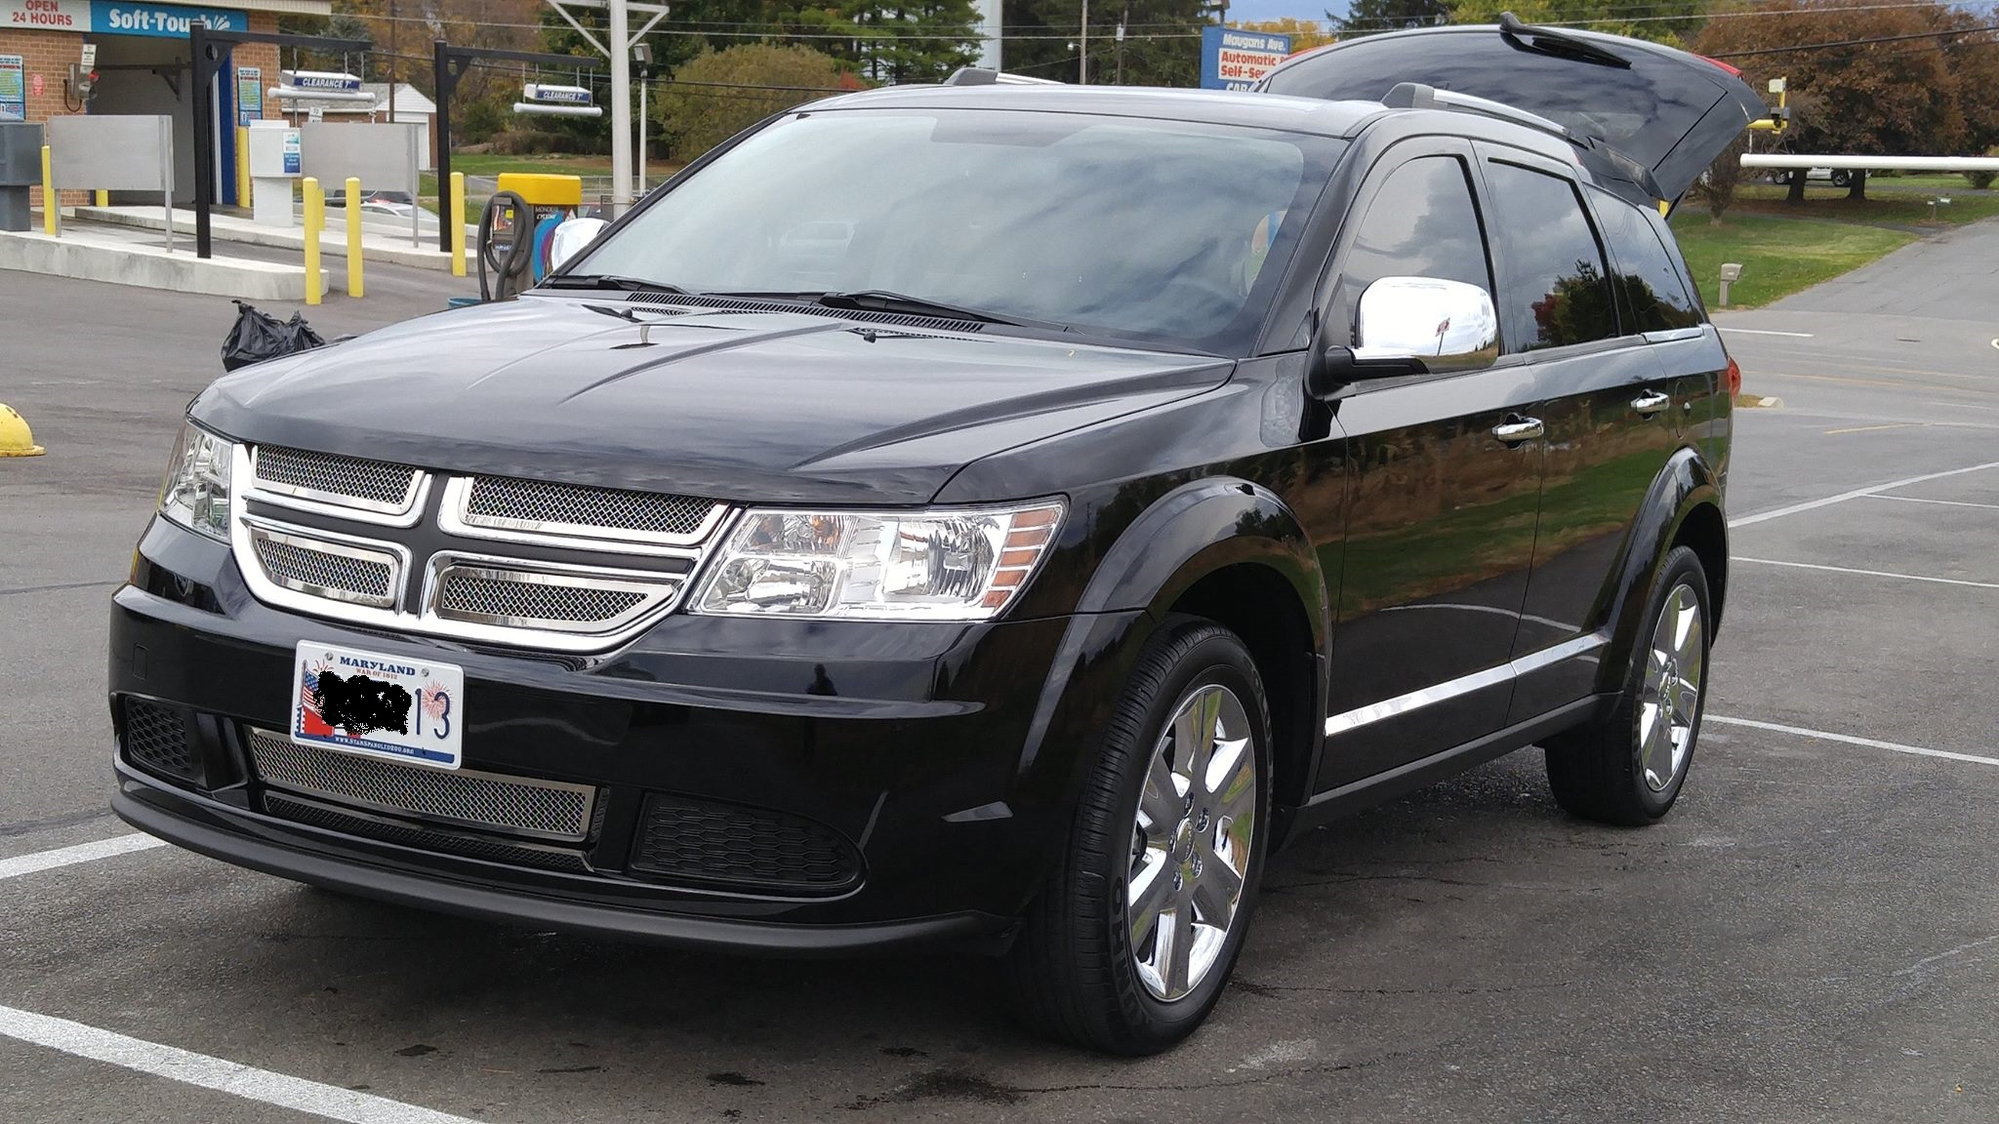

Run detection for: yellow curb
[[0, 403, 45, 457]]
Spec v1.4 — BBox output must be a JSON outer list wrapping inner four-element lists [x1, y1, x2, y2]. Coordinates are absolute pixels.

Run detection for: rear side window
[[1484, 162, 1617, 351], [1341, 156, 1493, 301], [1589, 190, 1702, 332]]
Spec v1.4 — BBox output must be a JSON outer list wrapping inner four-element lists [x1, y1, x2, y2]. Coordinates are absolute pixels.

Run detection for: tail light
[[1725, 357, 1742, 396], [1699, 55, 1743, 77]]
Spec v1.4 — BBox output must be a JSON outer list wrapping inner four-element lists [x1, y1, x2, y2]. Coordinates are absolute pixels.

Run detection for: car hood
[[192, 296, 1232, 505]]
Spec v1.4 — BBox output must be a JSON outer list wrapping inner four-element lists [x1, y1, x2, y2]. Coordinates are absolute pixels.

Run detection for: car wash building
[[1, 1, 331, 204]]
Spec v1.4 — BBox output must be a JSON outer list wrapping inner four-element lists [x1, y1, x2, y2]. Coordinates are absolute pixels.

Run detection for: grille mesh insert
[[255, 446, 416, 508], [251, 533, 396, 603], [629, 793, 862, 893], [264, 793, 591, 873], [247, 729, 594, 841], [436, 570, 654, 626], [123, 699, 197, 783], [464, 476, 718, 540]]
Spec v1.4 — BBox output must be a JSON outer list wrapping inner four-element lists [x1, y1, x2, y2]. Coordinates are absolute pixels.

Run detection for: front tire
[[1544, 545, 1711, 826], [1003, 617, 1271, 1054]]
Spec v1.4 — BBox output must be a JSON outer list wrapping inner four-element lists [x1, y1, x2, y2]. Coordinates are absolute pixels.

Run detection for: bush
[[488, 130, 602, 156], [652, 45, 864, 163], [1966, 169, 1996, 190]]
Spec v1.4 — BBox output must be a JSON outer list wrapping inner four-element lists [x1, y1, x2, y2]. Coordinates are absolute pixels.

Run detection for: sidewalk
[[73, 205, 473, 273]]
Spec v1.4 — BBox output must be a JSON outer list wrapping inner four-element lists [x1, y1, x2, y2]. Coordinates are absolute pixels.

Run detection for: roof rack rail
[[1381, 81, 1573, 142], [942, 67, 1065, 86]]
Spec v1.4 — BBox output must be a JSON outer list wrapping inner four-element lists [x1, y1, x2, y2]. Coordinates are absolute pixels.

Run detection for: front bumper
[[112, 517, 1145, 952]]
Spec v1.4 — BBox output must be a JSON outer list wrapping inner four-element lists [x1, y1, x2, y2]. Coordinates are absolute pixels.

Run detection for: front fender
[[1596, 447, 1725, 694]]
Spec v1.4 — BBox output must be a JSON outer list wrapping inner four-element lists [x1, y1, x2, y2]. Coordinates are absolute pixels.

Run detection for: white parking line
[[1729, 460, 1999, 527], [1867, 494, 1999, 512], [1735, 557, 1999, 590], [0, 834, 165, 881], [0, 1004, 488, 1124], [1718, 327, 1816, 338], [1708, 716, 1999, 769]]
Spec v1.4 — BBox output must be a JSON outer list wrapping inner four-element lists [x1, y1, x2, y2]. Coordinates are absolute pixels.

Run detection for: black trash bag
[[221, 300, 325, 371]]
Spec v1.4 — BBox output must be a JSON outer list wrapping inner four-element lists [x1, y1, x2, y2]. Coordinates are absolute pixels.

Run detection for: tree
[[1328, 0, 1447, 37], [1688, 128, 1752, 224], [771, 0, 982, 84], [651, 44, 863, 161], [1694, 0, 1999, 201], [1232, 17, 1336, 51], [1445, 0, 1705, 43], [1003, 0, 1213, 86]]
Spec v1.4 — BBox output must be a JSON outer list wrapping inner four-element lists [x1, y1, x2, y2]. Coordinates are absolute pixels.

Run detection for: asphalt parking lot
[[2, 223, 1996, 1123]]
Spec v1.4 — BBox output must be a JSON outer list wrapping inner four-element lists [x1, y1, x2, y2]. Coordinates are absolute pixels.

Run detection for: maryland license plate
[[291, 642, 464, 769]]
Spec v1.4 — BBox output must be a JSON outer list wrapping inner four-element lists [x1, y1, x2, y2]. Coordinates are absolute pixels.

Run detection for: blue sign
[[1200, 27, 1292, 92], [285, 70, 363, 93], [0, 56, 23, 124], [526, 83, 593, 106], [92, 3, 248, 37]]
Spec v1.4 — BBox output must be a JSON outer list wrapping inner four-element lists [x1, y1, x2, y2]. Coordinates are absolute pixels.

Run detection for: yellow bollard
[[40, 145, 54, 236], [303, 177, 322, 306], [450, 172, 467, 278], [344, 176, 363, 298], [94, 189, 107, 207], [236, 126, 251, 208]]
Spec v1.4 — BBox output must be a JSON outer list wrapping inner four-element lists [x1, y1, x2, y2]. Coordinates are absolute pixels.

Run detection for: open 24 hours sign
[[3, 1, 248, 36]]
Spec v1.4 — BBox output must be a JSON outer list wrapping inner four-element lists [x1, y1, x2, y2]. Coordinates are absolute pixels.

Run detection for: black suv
[[111, 23, 1760, 1054]]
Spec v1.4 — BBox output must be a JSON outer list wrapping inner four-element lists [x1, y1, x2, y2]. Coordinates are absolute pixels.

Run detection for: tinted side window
[[1485, 162, 1617, 351], [1342, 156, 1493, 302], [1589, 189, 1703, 332]]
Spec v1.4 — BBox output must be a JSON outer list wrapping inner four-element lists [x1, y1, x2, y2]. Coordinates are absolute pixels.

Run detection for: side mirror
[[1310, 276, 1500, 395], [546, 217, 611, 274]]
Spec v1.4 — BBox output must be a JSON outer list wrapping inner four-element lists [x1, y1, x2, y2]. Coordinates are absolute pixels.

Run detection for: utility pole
[[1079, 0, 1089, 84], [386, 0, 397, 123], [543, 0, 669, 215], [1114, 8, 1126, 85]]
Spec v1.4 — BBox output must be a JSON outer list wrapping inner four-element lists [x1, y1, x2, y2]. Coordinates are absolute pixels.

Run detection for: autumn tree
[[1328, 0, 1447, 36], [1232, 18, 1336, 51], [650, 44, 863, 161], [1446, 0, 1705, 43], [1694, 0, 1999, 201]]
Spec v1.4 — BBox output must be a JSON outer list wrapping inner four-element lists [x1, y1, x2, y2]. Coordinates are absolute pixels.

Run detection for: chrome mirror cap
[[546, 218, 611, 274], [1355, 276, 1500, 371]]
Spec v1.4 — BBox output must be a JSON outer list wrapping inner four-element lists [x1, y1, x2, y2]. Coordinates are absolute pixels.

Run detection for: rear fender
[[1596, 447, 1725, 694]]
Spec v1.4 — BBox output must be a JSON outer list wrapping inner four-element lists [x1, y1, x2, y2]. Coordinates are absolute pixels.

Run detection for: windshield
[[567, 107, 1346, 354]]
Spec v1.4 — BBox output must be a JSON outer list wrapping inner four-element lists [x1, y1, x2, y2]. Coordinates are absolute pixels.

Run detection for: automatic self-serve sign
[[1200, 26, 1292, 91]]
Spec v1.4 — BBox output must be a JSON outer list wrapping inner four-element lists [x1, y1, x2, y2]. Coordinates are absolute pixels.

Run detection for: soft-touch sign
[[3, 1, 88, 31], [1199, 26, 1292, 92], [92, 2, 247, 36]]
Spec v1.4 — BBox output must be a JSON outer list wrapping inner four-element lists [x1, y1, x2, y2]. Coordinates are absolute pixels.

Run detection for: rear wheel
[[1003, 617, 1270, 1054], [1544, 546, 1710, 826]]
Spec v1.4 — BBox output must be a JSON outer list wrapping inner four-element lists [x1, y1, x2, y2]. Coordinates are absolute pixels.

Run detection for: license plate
[[291, 642, 464, 769]]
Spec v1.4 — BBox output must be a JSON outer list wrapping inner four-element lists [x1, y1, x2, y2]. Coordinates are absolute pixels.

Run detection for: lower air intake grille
[[246, 729, 595, 842], [122, 698, 198, 783], [628, 793, 862, 894], [250, 528, 398, 607], [263, 793, 590, 874]]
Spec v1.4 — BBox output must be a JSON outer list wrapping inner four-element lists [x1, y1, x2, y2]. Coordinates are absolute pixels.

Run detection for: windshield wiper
[[539, 273, 692, 294], [815, 290, 1029, 327], [1497, 12, 1631, 69]]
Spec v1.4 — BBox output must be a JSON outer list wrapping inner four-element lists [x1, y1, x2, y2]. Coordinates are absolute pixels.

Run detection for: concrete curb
[[74, 207, 469, 273], [0, 230, 327, 301]]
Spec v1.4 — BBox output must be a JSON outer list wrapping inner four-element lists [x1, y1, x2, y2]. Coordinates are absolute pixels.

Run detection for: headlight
[[158, 423, 235, 541], [691, 501, 1064, 620]]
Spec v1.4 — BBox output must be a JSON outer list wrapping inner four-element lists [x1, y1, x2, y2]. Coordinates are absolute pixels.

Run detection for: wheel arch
[[1597, 447, 1727, 694]]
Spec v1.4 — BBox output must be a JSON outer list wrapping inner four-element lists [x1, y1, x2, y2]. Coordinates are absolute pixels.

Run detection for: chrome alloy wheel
[[1639, 582, 1705, 793], [1126, 683, 1257, 1003]]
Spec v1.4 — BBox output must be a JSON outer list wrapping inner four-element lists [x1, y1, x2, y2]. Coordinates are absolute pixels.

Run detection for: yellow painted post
[[94, 190, 107, 207], [449, 172, 467, 278], [236, 126, 251, 208], [344, 176, 363, 298], [40, 145, 54, 236], [303, 177, 322, 306]]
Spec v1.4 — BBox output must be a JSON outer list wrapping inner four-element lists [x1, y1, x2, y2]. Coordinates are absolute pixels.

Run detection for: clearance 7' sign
[[1199, 27, 1292, 92]]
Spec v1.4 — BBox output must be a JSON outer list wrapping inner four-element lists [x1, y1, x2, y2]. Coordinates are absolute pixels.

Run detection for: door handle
[[1492, 417, 1544, 443], [1631, 390, 1672, 416]]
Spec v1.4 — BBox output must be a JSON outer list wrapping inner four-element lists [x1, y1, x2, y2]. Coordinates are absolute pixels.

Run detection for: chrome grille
[[253, 446, 419, 512], [432, 563, 667, 631], [247, 729, 596, 842], [463, 475, 721, 543], [249, 525, 398, 607]]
